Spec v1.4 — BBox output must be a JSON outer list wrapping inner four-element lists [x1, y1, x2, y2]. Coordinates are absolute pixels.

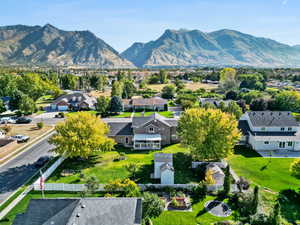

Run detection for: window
[[264, 141, 269, 145], [125, 137, 129, 144], [288, 141, 293, 147], [279, 142, 286, 148], [288, 127, 292, 131], [280, 127, 285, 131], [261, 127, 266, 131], [149, 127, 154, 133]]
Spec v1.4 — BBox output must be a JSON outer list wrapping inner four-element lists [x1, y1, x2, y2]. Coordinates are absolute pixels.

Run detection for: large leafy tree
[[122, 80, 136, 99], [178, 108, 241, 161], [274, 90, 300, 112], [95, 96, 110, 116], [219, 68, 239, 90], [49, 112, 115, 159], [238, 73, 265, 90], [161, 85, 176, 99], [19, 95, 36, 114], [159, 70, 168, 84], [111, 80, 123, 97], [290, 158, 300, 178]]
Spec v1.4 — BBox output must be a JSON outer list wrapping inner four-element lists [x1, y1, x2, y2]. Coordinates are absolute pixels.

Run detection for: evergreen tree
[[252, 186, 259, 215], [109, 96, 123, 114], [223, 165, 231, 196]]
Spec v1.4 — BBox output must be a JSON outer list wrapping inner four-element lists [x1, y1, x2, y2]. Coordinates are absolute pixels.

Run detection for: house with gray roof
[[13, 198, 142, 225], [50, 92, 96, 111], [239, 111, 300, 151], [123, 97, 168, 111], [107, 113, 179, 150]]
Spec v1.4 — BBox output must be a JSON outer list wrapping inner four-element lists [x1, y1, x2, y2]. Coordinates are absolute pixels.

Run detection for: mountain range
[[121, 29, 300, 68], [0, 24, 299, 68], [0, 24, 133, 68]]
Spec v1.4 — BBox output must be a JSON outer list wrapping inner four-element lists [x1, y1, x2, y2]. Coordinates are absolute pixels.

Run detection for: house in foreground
[[123, 97, 168, 111], [13, 198, 142, 225], [50, 92, 96, 111], [107, 113, 179, 150], [154, 153, 174, 184], [239, 111, 300, 151]]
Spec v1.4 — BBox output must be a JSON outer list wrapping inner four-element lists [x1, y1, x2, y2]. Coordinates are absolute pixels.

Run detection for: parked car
[[0, 117, 15, 124], [11, 134, 30, 143], [15, 117, 32, 124], [35, 156, 50, 168]]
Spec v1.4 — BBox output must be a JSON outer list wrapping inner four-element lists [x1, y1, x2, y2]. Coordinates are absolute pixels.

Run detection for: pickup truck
[[11, 135, 30, 143]]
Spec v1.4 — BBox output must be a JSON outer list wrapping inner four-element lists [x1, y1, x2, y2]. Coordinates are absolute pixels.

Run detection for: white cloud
[[282, 0, 288, 5]]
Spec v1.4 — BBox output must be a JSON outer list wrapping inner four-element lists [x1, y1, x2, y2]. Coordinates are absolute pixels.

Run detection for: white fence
[[191, 161, 228, 169], [33, 157, 65, 186], [34, 182, 223, 192]]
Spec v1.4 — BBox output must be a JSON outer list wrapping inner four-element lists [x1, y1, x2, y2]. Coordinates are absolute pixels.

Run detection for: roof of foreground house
[[132, 113, 177, 128], [13, 198, 142, 225], [247, 111, 298, 127]]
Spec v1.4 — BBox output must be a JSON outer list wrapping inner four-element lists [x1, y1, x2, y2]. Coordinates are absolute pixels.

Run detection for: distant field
[[89, 90, 111, 98], [147, 82, 218, 92]]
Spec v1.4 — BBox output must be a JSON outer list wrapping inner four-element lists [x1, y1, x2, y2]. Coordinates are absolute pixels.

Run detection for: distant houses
[[239, 111, 300, 151], [50, 92, 97, 111], [122, 97, 168, 112]]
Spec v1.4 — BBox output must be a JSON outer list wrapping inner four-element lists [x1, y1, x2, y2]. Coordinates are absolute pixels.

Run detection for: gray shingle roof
[[247, 111, 298, 127], [13, 198, 142, 225], [107, 122, 133, 136], [132, 113, 177, 128], [52, 92, 96, 107]]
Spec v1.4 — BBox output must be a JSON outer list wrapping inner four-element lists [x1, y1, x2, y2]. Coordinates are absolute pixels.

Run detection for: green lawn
[[111, 112, 133, 118], [152, 196, 233, 225], [228, 146, 300, 192], [47, 144, 199, 184], [0, 191, 104, 225], [134, 111, 173, 118]]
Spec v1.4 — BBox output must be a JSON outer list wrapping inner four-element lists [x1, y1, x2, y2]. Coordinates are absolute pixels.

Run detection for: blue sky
[[0, 0, 299, 52]]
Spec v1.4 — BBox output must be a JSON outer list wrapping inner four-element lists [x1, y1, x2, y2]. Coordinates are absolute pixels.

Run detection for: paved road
[[0, 136, 54, 204]]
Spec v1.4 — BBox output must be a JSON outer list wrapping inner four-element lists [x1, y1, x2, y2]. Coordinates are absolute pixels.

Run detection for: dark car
[[15, 117, 32, 124], [35, 156, 50, 168]]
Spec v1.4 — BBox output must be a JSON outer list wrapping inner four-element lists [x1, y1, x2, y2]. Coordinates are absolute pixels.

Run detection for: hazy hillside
[[122, 29, 300, 68], [0, 24, 134, 68]]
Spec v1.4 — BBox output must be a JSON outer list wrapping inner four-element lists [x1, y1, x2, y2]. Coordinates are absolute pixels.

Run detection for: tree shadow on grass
[[173, 152, 200, 183], [132, 162, 158, 184], [233, 146, 261, 158], [49, 155, 98, 181]]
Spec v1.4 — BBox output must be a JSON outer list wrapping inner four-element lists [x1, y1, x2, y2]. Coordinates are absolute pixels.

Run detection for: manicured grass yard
[[111, 112, 133, 118], [228, 146, 300, 192], [47, 144, 199, 184], [152, 196, 233, 225]]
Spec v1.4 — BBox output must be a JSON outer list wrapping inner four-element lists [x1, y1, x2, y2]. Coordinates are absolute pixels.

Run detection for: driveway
[[31, 112, 64, 125]]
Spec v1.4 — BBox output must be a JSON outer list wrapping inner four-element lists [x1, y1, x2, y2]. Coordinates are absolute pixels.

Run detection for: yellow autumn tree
[[205, 169, 216, 185], [219, 68, 239, 90], [178, 108, 241, 161], [49, 112, 115, 159]]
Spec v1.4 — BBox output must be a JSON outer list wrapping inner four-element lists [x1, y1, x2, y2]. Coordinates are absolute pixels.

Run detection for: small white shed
[[154, 153, 174, 184]]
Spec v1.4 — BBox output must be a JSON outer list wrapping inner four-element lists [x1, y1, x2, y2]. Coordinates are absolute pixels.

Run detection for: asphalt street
[[0, 136, 54, 204]]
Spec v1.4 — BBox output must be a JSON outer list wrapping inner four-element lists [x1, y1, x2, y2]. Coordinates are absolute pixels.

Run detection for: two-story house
[[107, 113, 179, 150], [239, 111, 300, 151]]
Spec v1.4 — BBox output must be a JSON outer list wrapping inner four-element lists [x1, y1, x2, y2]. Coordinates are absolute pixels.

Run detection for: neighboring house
[[239, 111, 300, 151], [13, 198, 142, 225], [50, 92, 96, 111], [123, 97, 168, 111], [107, 113, 179, 150], [1, 96, 11, 110], [199, 98, 232, 108], [154, 153, 174, 184], [205, 164, 225, 186]]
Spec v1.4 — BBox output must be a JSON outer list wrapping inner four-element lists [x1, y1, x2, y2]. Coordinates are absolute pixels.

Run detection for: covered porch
[[133, 134, 161, 150]]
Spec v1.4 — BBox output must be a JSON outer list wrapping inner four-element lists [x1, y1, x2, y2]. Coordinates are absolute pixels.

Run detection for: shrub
[[144, 217, 153, 225], [290, 158, 300, 178], [104, 178, 140, 197], [237, 177, 250, 191], [142, 192, 165, 219], [37, 122, 44, 129], [192, 182, 207, 200], [58, 112, 65, 118]]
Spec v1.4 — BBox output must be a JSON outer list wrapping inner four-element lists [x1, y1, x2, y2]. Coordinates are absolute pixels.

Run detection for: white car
[[0, 117, 15, 124], [11, 134, 30, 143]]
